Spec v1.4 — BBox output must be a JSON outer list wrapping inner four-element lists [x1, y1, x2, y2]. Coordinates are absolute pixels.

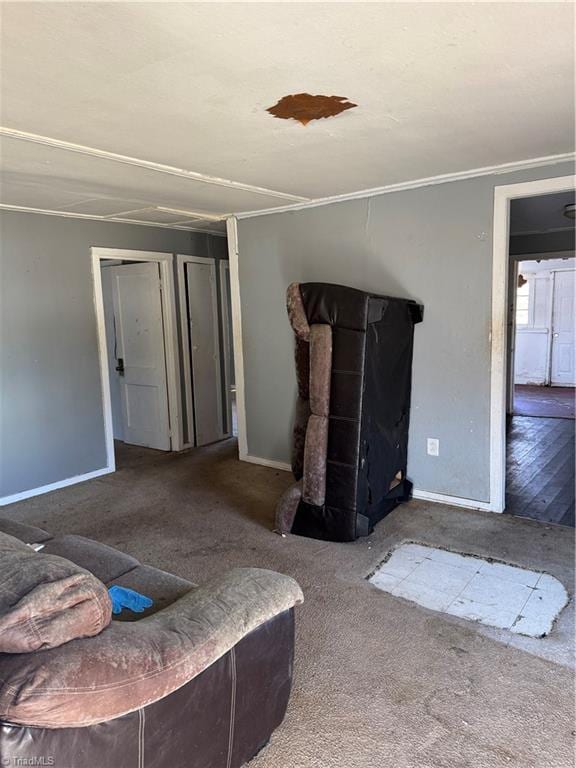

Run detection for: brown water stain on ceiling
[[266, 93, 357, 126]]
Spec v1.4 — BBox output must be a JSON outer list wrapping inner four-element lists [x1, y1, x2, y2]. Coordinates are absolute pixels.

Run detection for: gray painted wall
[[0, 210, 220, 498], [236, 161, 574, 503]]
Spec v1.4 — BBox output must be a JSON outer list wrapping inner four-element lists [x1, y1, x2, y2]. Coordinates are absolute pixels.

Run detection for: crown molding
[[156, 206, 225, 222], [0, 126, 309, 203], [235, 152, 576, 219], [0, 203, 227, 236]]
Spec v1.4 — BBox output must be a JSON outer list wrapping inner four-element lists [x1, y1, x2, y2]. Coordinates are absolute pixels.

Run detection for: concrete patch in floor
[[368, 543, 569, 637]]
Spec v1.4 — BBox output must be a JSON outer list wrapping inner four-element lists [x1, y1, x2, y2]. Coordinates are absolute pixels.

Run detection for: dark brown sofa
[[0, 519, 303, 768], [276, 282, 422, 542]]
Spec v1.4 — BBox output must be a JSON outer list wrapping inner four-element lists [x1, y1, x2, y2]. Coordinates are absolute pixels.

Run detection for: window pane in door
[[516, 281, 530, 326]]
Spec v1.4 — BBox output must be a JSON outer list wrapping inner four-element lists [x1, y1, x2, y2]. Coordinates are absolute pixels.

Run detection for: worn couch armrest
[[0, 568, 303, 729]]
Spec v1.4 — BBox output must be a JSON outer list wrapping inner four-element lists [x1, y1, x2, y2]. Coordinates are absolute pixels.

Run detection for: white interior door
[[111, 262, 171, 450], [186, 260, 222, 446], [551, 270, 575, 385]]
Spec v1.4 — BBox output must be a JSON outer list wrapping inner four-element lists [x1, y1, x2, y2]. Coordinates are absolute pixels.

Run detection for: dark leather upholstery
[[0, 610, 294, 768]]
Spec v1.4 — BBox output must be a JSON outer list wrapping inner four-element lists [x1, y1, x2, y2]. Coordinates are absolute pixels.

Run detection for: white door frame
[[225, 218, 283, 470], [176, 254, 224, 446], [92, 247, 184, 474], [219, 259, 233, 438], [490, 174, 575, 513], [226, 217, 250, 463]]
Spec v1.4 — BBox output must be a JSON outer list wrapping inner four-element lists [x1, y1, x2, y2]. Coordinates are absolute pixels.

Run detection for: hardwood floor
[[514, 385, 575, 419], [505, 416, 575, 527]]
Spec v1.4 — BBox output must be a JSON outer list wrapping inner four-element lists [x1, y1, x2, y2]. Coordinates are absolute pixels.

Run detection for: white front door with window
[[551, 270, 575, 386], [111, 262, 171, 450]]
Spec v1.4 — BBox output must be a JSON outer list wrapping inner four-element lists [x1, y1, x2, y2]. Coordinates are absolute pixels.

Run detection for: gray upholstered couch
[[0, 518, 303, 768]]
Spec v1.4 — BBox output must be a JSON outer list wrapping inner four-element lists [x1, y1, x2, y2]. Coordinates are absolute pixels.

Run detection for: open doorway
[[505, 193, 575, 527], [176, 254, 236, 447], [92, 248, 183, 473]]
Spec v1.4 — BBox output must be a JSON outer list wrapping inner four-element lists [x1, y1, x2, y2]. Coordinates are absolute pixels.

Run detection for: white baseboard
[[242, 454, 291, 472], [240, 454, 496, 512], [0, 466, 115, 507], [412, 489, 496, 512]]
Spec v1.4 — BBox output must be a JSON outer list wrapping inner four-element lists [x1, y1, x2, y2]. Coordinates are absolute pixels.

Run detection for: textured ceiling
[[0, 2, 574, 230]]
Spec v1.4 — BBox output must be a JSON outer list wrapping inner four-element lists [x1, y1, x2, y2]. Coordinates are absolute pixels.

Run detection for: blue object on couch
[[108, 585, 153, 615]]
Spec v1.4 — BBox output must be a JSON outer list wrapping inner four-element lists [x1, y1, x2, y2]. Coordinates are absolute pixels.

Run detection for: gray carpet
[[3, 441, 574, 768]]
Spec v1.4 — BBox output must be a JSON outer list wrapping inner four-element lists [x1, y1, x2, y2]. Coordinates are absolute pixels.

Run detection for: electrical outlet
[[427, 438, 440, 457]]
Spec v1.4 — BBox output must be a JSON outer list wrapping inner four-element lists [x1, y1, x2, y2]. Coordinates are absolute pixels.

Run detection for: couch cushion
[[41, 535, 139, 583], [286, 282, 310, 341], [0, 533, 111, 654], [303, 414, 329, 506], [0, 519, 52, 544], [275, 480, 303, 535], [108, 565, 194, 621], [309, 323, 332, 418]]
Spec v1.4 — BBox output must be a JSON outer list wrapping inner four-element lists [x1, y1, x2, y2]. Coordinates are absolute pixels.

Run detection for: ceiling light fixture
[[563, 202, 576, 219]]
